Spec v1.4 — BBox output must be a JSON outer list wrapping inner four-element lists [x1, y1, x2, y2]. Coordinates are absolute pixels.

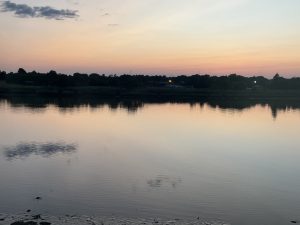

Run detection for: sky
[[0, 0, 300, 77]]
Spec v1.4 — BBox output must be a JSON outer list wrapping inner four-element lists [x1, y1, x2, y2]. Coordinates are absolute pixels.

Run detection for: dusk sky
[[1, 0, 300, 77]]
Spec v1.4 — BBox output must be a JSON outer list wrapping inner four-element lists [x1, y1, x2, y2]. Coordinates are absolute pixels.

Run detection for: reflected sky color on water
[[0, 100, 300, 225]]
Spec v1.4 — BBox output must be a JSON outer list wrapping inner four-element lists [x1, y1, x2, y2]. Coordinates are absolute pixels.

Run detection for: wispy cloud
[[0, 1, 79, 20]]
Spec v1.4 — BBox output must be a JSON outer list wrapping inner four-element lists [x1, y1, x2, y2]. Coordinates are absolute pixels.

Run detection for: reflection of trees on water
[[203, 98, 300, 119], [3, 142, 77, 160], [1, 96, 300, 119]]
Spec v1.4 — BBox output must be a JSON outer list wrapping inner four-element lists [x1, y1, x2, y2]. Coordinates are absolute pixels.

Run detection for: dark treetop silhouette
[[0, 68, 300, 90]]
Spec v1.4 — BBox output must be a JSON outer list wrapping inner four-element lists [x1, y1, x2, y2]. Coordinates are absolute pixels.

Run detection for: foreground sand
[[0, 213, 230, 225]]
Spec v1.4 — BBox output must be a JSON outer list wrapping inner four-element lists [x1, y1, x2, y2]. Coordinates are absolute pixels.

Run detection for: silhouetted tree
[[18, 68, 27, 75], [0, 70, 6, 80], [273, 73, 280, 80], [1, 68, 300, 90], [47, 70, 57, 76]]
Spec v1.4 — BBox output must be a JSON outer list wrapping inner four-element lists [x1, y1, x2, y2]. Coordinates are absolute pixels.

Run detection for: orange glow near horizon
[[0, 0, 300, 77]]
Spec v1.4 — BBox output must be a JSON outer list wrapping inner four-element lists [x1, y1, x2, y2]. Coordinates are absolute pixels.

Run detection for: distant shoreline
[[1, 69, 300, 97], [1, 83, 300, 99]]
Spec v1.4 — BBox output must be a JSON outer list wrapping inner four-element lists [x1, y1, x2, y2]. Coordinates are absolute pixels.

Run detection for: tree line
[[0, 68, 300, 90]]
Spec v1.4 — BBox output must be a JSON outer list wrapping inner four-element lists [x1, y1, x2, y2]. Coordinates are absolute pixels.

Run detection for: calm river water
[[0, 98, 300, 225]]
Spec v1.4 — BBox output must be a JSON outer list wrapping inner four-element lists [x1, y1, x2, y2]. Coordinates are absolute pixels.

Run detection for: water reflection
[[3, 142, 77, 160], [0, 97, 300, 224], [147, 175, 182, 188], [1, 95, 300, 118]]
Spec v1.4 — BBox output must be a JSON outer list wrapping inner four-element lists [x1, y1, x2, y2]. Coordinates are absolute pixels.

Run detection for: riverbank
[[1, 82, 300, 99], [0, 213, 229, 225]]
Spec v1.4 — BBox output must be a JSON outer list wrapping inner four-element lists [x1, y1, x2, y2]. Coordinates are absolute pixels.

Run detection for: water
[[0, 98, 300, 225]]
